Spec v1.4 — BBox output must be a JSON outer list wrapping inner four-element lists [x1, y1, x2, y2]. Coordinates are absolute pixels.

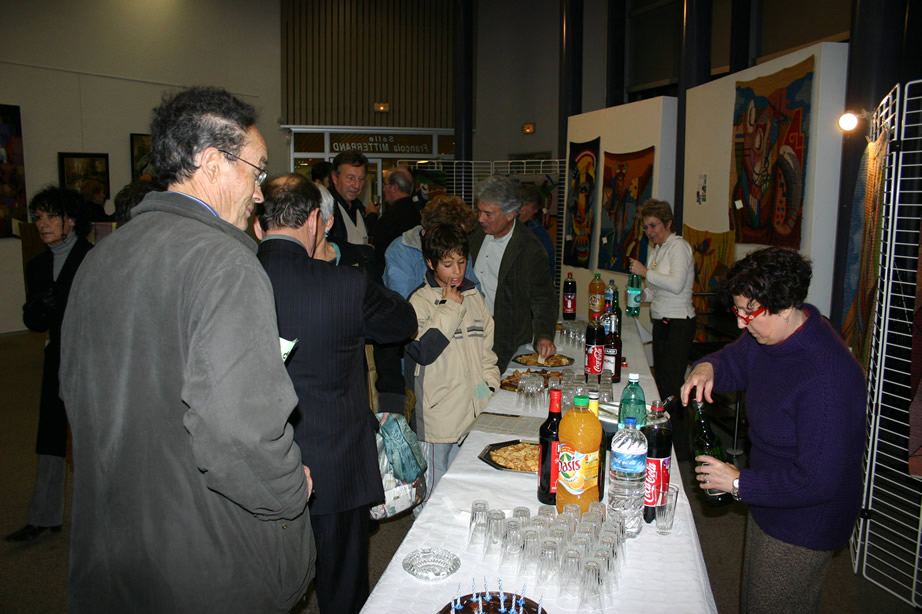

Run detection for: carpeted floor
[[1, 330, 915, 613]]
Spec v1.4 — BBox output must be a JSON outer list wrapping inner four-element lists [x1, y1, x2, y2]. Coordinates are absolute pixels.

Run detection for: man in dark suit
[[256, 174, 416, 614]]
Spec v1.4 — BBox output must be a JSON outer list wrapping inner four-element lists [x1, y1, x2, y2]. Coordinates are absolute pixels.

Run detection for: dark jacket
[[469, 223, 557, 372], [23, 235, 93, 456], [328, 183, 368, 246], [257, 237, 417, 515], [61, 191, 313, 613], [369, 195, 421, 270]]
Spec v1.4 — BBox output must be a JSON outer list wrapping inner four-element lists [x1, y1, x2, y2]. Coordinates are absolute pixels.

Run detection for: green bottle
[[690, 399, 733, 507]]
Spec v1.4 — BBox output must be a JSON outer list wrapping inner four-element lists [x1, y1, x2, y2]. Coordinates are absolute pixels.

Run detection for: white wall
[[562, 96, 678, 323], [683, 42, 849, 315], [0, 0, 282, 333]]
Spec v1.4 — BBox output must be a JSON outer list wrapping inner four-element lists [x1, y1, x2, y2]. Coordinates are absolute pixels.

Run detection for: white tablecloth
[[362, 428, 717, 613]]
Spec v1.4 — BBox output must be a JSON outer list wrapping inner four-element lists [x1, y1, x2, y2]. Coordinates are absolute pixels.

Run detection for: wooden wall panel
[[281, 0, 454, 128]]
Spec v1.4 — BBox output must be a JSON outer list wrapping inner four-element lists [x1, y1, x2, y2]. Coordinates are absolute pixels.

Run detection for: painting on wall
[[59, 152, 110, 199], [0, 104, 27, 238], [564, 137, 599, 268], [729, 56, 813, 248], [598, 146, 655, 271], [130, 133, 154, 181]]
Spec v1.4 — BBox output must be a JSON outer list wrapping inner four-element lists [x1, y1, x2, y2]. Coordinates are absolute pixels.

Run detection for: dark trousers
[[373, 340, 407, 413], [652, 315, 697, 460], [310, 505, 372, 614]]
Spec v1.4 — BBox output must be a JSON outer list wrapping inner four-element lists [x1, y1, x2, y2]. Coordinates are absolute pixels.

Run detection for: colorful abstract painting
[[564, 138, 600, 268], [598, 147, 655, 271], [729, 56, 813, 248], [0, 104, 27, 238], [841, 130, 889, 372], [683, 225, 736, 342]]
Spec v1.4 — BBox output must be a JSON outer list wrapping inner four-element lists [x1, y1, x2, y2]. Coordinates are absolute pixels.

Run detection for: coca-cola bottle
[[584, 315, 604, 383], [690, 398, 733, 507], [642, 400, 672, 523], [538, 389, 563, 505], [563, 273, 576, 320]]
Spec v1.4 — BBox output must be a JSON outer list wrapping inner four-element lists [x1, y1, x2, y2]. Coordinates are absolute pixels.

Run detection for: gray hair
[[475, 175, 520, 216], [317, 185, 336, 223], [387, 168, 414, 195]]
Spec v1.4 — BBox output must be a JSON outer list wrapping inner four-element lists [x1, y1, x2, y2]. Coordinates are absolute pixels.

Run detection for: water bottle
[[618, 373, 646, 428], [608, 416, 647, 538], [626, 273, 642, 317]]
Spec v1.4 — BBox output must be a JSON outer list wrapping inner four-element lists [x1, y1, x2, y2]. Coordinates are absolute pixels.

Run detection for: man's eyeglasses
[[218, 149, 267, 186], [731, 304, 767, 325]]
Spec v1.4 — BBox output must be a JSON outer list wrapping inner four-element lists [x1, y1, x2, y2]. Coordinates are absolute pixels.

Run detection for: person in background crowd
[[406, 223, 500, 501], [516, 182, 555, 279], [328, 150, 374, 247], [112, 178, 162, 227], [60, 86, 314, 613], [470, 175, 557, 372], [78, 179, 112, 221], [383, 194, 478, 301], [256, 175, 415, 614], [628, 198, 695, 459], [370, 167, 421, 270], [681, 247, 866, 614], [311, 160, 333, 188], [5, 187, 92, 543]]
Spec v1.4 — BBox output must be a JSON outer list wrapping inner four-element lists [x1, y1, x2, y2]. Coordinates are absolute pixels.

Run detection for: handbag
[[370, 412, 428, 520]]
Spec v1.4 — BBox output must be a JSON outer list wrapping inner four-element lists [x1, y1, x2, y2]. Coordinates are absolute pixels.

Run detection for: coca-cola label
[[563, 293, 576, 314], [557, 444, 599, 495], [584, 344, 603, 375], [540, 441, 560, 493], [644, 457, 671, 506]]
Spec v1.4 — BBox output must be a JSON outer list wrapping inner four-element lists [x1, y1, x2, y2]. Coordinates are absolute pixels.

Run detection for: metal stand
[[726, 392, 744, 460]]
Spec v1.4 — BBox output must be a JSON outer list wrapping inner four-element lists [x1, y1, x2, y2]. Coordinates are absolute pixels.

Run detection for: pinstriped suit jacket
[[258, 237, 417, 514]]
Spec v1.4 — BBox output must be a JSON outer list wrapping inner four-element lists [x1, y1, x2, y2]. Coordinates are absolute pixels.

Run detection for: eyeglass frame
[[218, 149, 268, 186], [730, 304, 767, 325]]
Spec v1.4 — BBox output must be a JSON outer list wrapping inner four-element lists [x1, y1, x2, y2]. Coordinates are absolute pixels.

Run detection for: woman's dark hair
[[722, 247, 812, 313], [150, 86, 257, 187], [28, 185, 91, 237], [423, 223, 469, 267]]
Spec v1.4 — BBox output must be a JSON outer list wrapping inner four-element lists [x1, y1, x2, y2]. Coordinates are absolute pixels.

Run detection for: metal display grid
[[853, 79, 922, 608]]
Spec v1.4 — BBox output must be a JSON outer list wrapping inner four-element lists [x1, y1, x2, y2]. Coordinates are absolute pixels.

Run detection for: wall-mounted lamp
[[838, 109, 869, 131], [374, 102, 390, 113], [521, 122, 536, 135]]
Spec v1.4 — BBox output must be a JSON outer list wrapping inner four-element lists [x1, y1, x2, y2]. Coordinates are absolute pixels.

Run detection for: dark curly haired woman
[[680, 246, 866, 613]]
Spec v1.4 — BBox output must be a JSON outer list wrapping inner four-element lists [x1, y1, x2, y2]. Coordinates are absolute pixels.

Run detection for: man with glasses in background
[[60, 86, 315, 613]]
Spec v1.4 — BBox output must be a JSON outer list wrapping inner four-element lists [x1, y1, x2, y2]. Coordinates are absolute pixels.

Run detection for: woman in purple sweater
[[681, 247, 866, 613]]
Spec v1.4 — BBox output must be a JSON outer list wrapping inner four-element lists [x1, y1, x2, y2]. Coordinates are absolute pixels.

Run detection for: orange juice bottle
[[556, 394, 603, 514], [588, 274, 605, 320]]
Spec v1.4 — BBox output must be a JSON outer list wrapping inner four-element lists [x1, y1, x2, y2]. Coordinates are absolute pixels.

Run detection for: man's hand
[[303, 465, 313, 500], [365, 200, 381, 216], [681, 362, 715, 405], [443, 284, 463, 304], [535, 338, 556, 360]]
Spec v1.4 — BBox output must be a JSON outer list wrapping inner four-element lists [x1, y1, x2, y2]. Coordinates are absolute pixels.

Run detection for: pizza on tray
[[488, 441, 540, 473], [500, 368, 565, 391], [512, 353, 574, 367]]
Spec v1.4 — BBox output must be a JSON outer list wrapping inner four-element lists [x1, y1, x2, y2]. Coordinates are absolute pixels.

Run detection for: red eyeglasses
[[731, 304, 767, 325]]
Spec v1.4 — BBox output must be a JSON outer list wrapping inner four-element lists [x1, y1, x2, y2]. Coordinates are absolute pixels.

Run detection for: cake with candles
[[436, 592, 545, 614]]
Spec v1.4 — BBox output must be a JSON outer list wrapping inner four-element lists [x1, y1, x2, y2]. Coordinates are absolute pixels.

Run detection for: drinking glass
[[536, 539, 561, 585], [482, 509, 506, 559], [468, 499, 489, 549], [656, 484, 680, 535], [577, 558, 606, 612]]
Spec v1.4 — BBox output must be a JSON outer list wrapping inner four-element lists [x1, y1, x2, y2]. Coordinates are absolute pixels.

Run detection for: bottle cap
[[574, 395, 589, 407], [587, 390, 599, 400], [624, 417, 637, 426], [629, 373, 639, 381]]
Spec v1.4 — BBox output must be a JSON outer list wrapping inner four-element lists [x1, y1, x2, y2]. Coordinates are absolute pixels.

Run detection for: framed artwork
[[58, 152, 109, 199], [0, 103, 28, 238], [130, 133, 154, 181]]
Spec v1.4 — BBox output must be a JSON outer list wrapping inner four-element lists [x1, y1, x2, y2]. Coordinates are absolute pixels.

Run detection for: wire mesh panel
[[855, 80, 922, 608]]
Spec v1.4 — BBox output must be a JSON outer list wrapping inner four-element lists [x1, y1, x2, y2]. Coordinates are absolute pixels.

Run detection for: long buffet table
[[362, 319, 717, 613]]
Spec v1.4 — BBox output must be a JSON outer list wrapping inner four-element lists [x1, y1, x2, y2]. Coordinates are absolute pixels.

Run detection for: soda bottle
[[618, 373, 646, 428], [563, 272, 576, 320], [608, 416, 646, 537], [690, 399, 733, 507], [602, 319, 622, 384], [612, 287, 623, 337], [556, 395, 603, 514], [604, 279, 616, 313], [642, 400, 672, 523], [626, 272, 643, 317], [588, 273, 605, 320], [584, 316, 604, 383], [538, 389, 563, 505]]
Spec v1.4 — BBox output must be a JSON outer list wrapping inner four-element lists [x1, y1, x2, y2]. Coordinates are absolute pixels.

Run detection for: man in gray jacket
[[60, 87, 315, 613]]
